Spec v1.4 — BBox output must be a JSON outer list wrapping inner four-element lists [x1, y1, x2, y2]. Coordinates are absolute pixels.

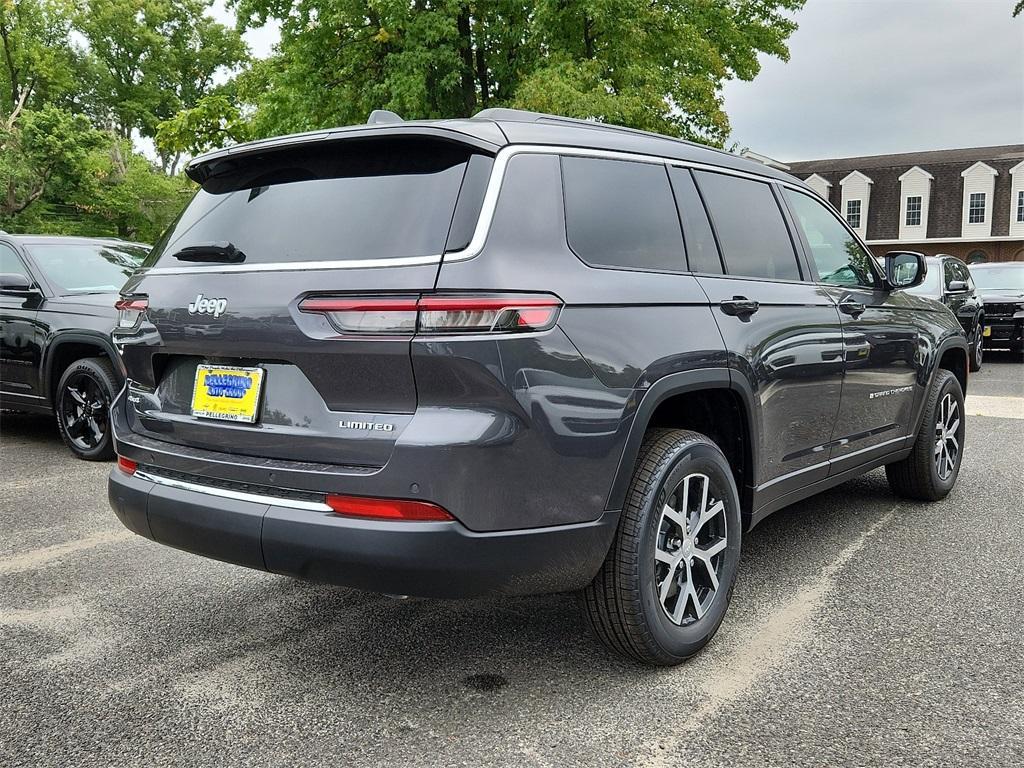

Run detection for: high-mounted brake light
[[115, 296, 149, 330], [117, 456, 138, 475], [326, 494, 453, 521], [298, 294, 562, 335]]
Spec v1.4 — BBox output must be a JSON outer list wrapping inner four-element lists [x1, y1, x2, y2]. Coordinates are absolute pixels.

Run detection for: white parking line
[[965, 395, 1024, 420], [644, 507, 897, 767]]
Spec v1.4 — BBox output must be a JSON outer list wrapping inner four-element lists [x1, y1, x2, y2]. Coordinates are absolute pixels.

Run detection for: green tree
[[230, 0, 805, 145], [79, 0, 247, 170]]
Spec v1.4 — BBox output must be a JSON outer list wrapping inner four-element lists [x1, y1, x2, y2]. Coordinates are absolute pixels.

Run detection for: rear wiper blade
[[172, 242, 246, 263]]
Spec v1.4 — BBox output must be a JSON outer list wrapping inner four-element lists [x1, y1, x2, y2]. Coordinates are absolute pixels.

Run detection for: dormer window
[[905, 196, 922, 226], [968, 192, 986, 224], [845, 199, 862, 228]]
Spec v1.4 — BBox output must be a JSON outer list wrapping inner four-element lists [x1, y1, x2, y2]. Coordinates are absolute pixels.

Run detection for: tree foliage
[[231, 0, 805, 145], [1, 0, 807, 239], [0, 0, 243, 239]]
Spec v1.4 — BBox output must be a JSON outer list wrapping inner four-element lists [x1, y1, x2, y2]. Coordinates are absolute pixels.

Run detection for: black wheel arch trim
[[43, 331, 123, 405], [605, 367, 759, 514]]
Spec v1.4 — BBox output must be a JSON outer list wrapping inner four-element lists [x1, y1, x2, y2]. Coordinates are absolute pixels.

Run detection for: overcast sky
[[213, 0, 1023, 162], [723, 0, 1024, 161]]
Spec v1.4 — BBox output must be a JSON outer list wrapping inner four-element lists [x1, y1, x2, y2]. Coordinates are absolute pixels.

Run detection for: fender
[[42, 330, 123, 404], [604, 367, 759, 514], [909, 332, 969, 434]]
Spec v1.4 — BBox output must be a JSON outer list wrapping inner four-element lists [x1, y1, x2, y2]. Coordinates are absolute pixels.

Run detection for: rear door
[[781, 188, 922, 473], [118, 135, 492, 468], [688, 169, 845, 500]]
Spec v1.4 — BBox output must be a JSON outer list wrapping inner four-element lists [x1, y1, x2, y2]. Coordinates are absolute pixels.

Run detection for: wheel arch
[[43, 331, 122, 405], [605, 368, 758, 518]]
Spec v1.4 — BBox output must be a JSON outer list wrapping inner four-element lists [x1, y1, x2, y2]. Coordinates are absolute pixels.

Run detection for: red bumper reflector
[[117, 456, 138, 475], [325, 494, 453, 521]]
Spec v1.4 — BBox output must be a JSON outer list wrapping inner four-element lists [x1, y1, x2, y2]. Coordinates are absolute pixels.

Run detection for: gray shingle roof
[[787, 145, 1024, 174]]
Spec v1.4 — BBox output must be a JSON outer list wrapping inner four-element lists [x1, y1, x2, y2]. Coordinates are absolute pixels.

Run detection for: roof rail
[[470, 107, 735, 159], [367, 109, 404, 125]]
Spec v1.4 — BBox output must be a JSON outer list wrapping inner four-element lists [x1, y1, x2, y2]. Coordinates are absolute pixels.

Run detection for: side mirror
[[947, 279, 969, 293], [0, 272, 35, 295], [884, 251, 927, 290]]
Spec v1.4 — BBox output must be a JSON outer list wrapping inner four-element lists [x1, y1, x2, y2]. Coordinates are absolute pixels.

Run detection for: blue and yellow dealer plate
[[191, 365, 265, 423]]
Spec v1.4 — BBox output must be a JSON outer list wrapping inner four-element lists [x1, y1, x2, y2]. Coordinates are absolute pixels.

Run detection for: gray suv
[[108, 110, 969, 665]]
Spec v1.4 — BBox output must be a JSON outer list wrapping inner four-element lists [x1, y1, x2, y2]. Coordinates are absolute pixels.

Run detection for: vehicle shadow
[[129, 469, 901, 701]]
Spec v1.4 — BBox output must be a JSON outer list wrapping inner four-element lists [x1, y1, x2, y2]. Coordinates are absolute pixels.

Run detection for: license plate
[[983, 326, 992, 337], [191, 365, 265, 423]]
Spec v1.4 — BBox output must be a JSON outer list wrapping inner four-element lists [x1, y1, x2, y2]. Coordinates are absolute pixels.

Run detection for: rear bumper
[[109, 467, 618, 598]]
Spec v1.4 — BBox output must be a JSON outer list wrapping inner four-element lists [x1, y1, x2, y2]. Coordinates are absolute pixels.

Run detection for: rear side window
[[146, 138, 477, 268], [561, 156, 684, 272], [669, 168, 722, 274], [694, 171, 801, 281]]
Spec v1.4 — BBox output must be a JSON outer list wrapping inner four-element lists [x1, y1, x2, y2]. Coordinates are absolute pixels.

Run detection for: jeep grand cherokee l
[[0, 235, 149, 459], [108, 110, 969, 665]]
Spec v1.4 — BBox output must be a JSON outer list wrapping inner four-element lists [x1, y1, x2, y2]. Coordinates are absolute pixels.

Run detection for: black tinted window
[[148, 138, 474, 268], [561, 157, 684, 271], [695, 171, 801, 281], [782, 188, 878, 288], [669, 168, 722, 274]]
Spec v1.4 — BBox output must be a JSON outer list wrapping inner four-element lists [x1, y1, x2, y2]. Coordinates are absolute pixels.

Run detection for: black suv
[[968, 262, 1024, 360], [0, 235, 149, 459], [108, 110, 969, 665], [895, 254, 985, 371]]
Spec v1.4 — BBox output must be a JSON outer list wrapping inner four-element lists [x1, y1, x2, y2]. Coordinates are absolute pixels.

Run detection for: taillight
[[117, 456, 138, 475], [326, 494, 453, 521], [298, 294, 561, 335], [115, 296, 148, 330]]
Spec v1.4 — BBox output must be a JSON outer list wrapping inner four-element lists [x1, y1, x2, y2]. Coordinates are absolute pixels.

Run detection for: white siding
[[1009, 160, 1024, 238], [840, 171, 873, 239], [960, 161, 997, 238], [898, 166, 933, 241], [804, 173, 832, 200]]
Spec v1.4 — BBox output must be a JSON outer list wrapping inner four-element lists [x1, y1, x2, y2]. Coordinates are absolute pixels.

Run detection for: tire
[[885, 369, 964, 501], [1012, 342, 1024, 362], [969, 327, 983, 372], [580, 429, 742, 666], [55, 357, 119, 461]]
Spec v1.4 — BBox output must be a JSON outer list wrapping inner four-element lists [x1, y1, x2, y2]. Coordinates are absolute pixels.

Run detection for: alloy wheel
[[654, 473, 728, 625], [60, 372, 109, 452], [934, 393, 960, 481]]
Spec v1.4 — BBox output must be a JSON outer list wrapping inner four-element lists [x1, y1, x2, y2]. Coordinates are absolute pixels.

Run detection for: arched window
[[966, 250, 988, 264]]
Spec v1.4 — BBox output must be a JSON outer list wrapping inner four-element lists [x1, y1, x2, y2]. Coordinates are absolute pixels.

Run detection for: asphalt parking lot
[[2, 355, 1022, 768]]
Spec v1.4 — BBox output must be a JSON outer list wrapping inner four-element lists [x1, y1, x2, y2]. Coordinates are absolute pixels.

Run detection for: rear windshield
[[146, 138, 480, 268]]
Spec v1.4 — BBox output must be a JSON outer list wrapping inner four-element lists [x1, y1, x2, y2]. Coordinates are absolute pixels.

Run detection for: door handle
[[720, 297, 760, 319], [838, 298, 866, 318]]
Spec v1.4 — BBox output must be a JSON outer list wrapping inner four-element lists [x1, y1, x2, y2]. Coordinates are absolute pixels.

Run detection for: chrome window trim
[[141, 253, 442, 276], [135, 469, 333, 512], [139, 143, 815, 275]]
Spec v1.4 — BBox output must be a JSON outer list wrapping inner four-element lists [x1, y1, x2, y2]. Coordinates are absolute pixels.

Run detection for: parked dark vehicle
[[968, 262, 1024, 360], [107, 110, 969, 665], [0, 235, 149, 459], [891, 254, 985, 371]]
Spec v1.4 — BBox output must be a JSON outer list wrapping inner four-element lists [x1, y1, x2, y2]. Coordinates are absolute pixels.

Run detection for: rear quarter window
[[561, 156, 684, 272]]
